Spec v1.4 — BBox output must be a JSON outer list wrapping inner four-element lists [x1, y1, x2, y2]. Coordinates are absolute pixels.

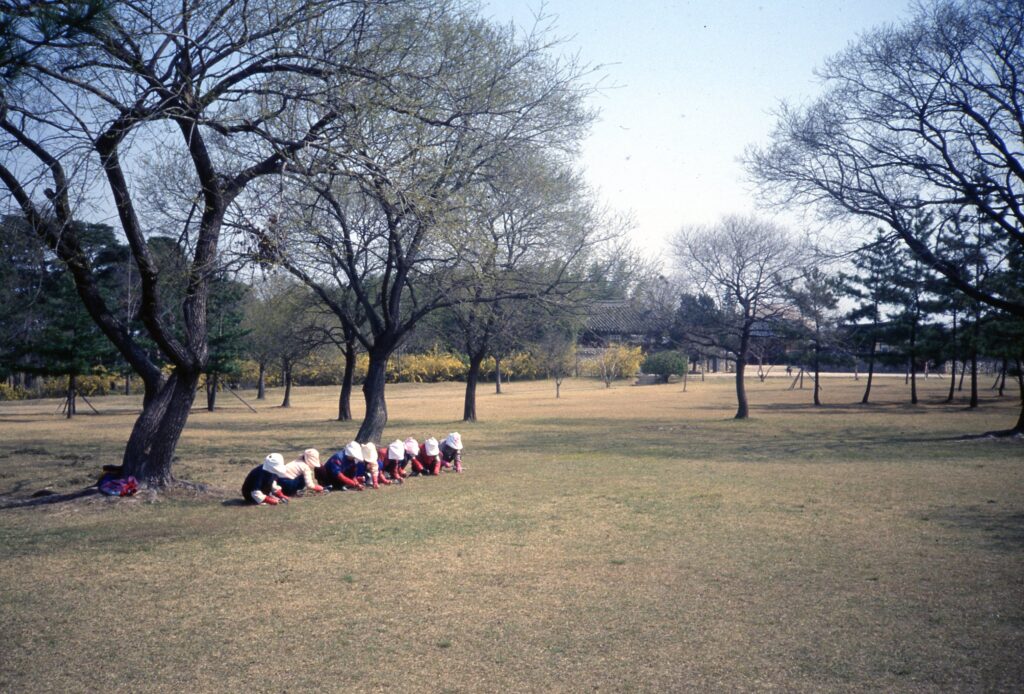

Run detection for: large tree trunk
[[463, 350, 484, 422], [357, 348, 389, 442], [494, 356, 503, 394], [862, 338, 877, 404], [338, 339, 355, 421], [735, 328, 751, 419], [121, 369, 200, 487], [257, 361, 266, 400], [281, 358, 292, 408]]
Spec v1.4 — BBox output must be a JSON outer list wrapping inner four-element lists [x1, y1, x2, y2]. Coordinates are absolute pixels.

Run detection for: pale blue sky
[[483, 0, 913, 255]]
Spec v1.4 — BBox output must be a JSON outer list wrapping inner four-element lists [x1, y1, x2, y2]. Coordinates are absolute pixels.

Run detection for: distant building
[[579, 300, 662, 350]]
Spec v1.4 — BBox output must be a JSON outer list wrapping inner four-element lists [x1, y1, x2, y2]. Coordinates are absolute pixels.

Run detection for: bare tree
[[671, 216, 799, 419], [0, 1, 461, 487], [256, 11, 597, 441], [747, 0, 1024, 318]]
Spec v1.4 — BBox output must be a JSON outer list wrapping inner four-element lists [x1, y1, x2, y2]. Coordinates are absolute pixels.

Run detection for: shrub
[[642, 351, 688, 382]]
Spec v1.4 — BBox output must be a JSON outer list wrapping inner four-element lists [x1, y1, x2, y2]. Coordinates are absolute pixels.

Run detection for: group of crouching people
[[241, 433, 464, 505]]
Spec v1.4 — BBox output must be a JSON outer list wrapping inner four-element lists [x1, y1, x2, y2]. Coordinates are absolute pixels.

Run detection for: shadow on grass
[[928, 505, 1024, 553]]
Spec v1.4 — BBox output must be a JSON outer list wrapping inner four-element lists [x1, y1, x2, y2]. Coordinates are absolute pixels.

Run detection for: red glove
[[263, 495, 279, 506], [273, 489, 287, 499], [311, 485, 324, 493]]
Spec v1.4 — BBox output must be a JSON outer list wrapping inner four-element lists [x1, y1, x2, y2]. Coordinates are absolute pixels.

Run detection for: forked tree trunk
[[997, 357, 1008, 396], [338, 339, 355, 421], [463, 350, 484, 422], [121, 369, 200, 487], [356, 350, 389, 442]]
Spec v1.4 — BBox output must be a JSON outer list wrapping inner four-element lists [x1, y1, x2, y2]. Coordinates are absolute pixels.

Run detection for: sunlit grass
[[0, 374, 1021, 691]]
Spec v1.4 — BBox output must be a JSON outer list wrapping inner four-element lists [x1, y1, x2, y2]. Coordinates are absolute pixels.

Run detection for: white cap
[[344, 441, 363, 462], [262, 453, 287, 476], [424, 437, 440, 456], [388, 440, 405, 461], [444, 432, 463, 451], [404, 437, 420, 457], [303, 448, 321, 468], [360, 443, 377, 464]]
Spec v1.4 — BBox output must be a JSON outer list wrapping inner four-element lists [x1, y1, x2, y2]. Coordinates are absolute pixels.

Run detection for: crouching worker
[[241, 453, 290, 505], [317, 442, 365, 491], [440, 432, 463, 473], [414, 437, 442, 476], [362, 443, 390, 489], [276, 448, 325, 496]]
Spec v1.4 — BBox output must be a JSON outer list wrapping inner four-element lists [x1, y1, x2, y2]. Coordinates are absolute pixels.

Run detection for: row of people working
[[241, 433, 464, 505]]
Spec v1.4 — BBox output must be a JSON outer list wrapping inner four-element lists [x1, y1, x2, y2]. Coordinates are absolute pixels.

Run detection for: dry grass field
[[0, 374, 1022, 692]]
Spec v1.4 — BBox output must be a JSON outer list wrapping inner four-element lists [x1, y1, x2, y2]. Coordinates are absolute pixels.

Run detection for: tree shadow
[[926, 505, 1024, 553]]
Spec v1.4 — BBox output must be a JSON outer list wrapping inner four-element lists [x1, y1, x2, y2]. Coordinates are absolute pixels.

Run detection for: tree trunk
[[909, 321, 918, 405], [121, 369, 200, 487], [66, 373, 77, 419], [495, 356, 503, 394], [862, 338, 877, 404], [338, 339, 355, 421], [946, 358, 957, 403], [555, 376, 562, 399], [463, 351, 484, 422], [734, 329, 750, 419], [206, 372, 218, 412], [357, 350, 389, 442], [958, 357, 967, 391], [998, 357, 1008, 397], [257, 361, 266, 400], [969, 347, 978, 409], [1014, 360, 1024, 433], [124, 371, 131, 396], [281, 359, 292, 408], [813, 341, 821, 406]]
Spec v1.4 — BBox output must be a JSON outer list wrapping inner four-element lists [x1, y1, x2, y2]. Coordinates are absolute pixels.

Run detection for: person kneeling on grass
[[362, 442, 390, 489], [440, 432, 463, 473], [241, 453, 290, 506], [317, 441, 365, 491], [380, 439, 413, 483], [413, 437, 442, 476], [276, 448, 325, 496]]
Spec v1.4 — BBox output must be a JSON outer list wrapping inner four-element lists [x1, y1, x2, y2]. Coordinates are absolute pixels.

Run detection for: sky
[[482, 0, 914, 257]]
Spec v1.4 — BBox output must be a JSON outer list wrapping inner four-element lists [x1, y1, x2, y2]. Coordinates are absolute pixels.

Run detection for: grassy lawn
[[0, 374, 1021, 692]]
